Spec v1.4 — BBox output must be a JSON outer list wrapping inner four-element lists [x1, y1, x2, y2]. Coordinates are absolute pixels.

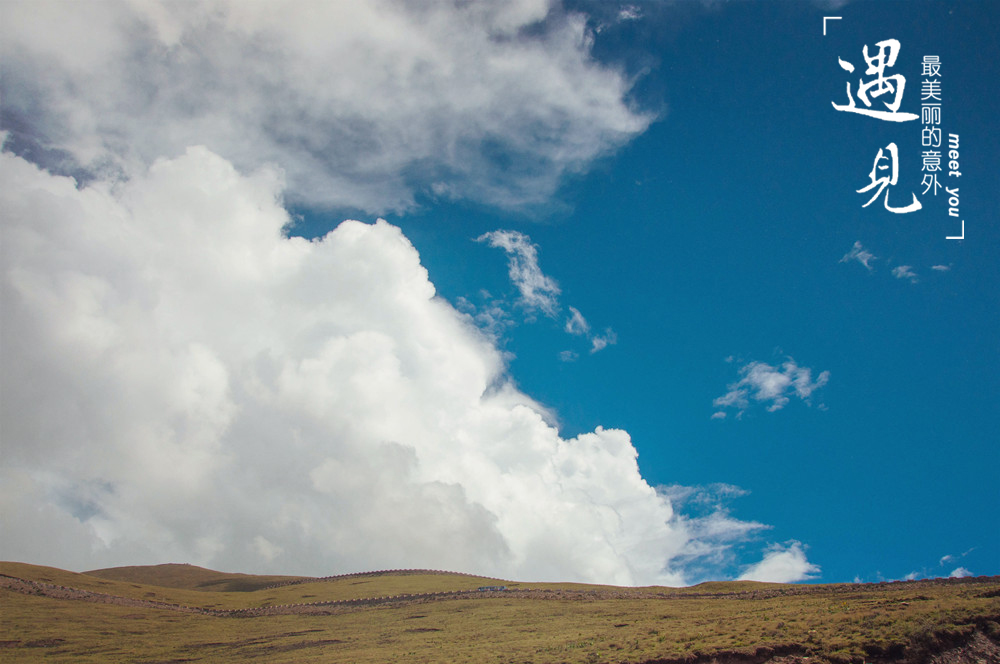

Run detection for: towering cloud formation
[[0, 1, 817, 584], [2, 146, 769, 584]]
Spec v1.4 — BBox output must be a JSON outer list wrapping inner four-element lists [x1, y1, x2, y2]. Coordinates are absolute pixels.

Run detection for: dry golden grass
[[2, 561, 998, 663], [85, 562, 308, 592]]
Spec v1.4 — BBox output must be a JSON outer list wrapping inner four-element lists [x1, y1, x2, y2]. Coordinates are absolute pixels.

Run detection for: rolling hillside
[[2, 561, 998, 663]]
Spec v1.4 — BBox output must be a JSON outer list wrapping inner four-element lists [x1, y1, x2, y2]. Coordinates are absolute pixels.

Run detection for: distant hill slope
[[85, 562, 308, 592], [3, 561, 998, 663]]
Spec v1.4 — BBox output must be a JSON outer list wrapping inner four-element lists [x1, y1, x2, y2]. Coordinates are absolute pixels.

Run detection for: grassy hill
[[2, 561, 998, 663], [85, 562, 308, 592]]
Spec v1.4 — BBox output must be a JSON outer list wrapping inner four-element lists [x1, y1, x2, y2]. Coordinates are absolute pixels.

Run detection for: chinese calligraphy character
[[921, 80, 942, 101], [833, 39, 918, 122], [921, 55, 941, 76], [922, 150, 942, 172], [921, 174, 941, 196], [921, 105, 941, 124], [922, 126, 941, 147], [857, 143, 922, 212]]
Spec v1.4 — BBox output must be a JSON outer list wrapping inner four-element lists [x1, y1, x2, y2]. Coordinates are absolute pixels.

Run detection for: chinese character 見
[[857, 142, 922, 213]]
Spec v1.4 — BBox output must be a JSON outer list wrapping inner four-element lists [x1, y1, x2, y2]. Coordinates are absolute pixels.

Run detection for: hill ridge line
[[0, 572, 518, 617], [260, 567, 506, 590], [5, 568, 999, 663], [8, 570, 999, 620]]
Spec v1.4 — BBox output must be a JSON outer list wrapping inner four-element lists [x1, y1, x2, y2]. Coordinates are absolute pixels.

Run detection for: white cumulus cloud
[[738, 542, 820, 583], [949, 567, 972, 578], [1, 146, 790, 585], [0, 0, 814, 588], [713, 358, 829, 418]]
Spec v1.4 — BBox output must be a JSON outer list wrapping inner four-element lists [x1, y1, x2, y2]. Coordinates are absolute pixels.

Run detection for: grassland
[[2, 561, 998, 663]]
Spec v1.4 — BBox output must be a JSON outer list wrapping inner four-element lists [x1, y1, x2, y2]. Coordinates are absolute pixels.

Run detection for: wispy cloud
[[618, 5, 642, 21], [939, 547, 975, 570], [841, 242, 949, 284], [738, 541, 820, 583], [590, 328, 618, 354], [840, 241, 877, 270], [0, 0, 651, 213], [477, 233, 617, 355], [892, 265, 919, 284], [713, 358, 829, 419], [565, 306, 591, 335], [656, 484, 790, 583], [477, 230, 561, 317], [456, 293, 514, 341], [565, 306, 617, 354]]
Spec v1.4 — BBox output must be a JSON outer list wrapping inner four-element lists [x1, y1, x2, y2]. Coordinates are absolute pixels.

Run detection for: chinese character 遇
[[856, 142, 922, 213], [833, 39, 918, 122]]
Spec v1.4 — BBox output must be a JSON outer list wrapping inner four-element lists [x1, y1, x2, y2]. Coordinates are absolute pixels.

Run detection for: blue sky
[[370, 1, 1000, 583], [1, 1, 996, 585]]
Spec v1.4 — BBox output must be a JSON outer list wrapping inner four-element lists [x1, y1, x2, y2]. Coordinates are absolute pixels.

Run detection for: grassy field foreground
[[1, 561, 998, 663]]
